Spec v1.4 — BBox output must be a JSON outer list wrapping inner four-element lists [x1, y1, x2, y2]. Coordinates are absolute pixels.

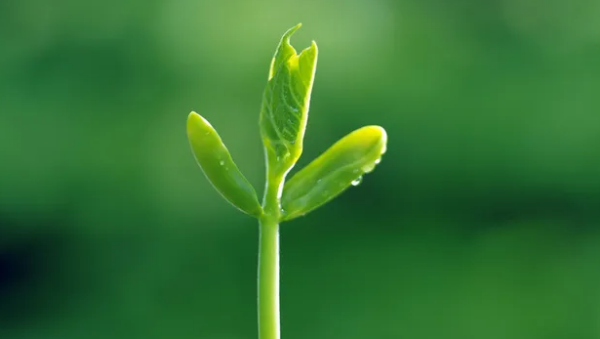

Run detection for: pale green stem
[[258, 173, 284, 339]]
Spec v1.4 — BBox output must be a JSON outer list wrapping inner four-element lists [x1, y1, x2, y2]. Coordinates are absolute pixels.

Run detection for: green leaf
[[187, 112, 263, 217], [280, 126, 388, 221], [259, 23, 318, 177]]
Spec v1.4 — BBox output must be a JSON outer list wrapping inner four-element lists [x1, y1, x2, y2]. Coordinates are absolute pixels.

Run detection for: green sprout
[[186, 24, 387, 339]]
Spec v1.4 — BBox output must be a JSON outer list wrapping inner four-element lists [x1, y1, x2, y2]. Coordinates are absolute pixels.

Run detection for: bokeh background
[[1, 0, 600, 338]]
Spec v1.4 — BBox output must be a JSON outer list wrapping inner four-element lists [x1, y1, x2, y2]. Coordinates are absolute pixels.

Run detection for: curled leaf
[[259, 23, 318, 177], [280, 126, 387, 221], [187, 112, 263, 217]]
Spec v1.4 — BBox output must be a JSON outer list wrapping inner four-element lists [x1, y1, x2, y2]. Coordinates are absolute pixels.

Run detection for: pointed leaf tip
[[285, 23, 302, 38]]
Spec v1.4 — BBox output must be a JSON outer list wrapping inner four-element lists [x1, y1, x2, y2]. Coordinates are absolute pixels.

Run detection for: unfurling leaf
[[259, 23, 318, 177], [280, 126, 388, 221], [187, 112, 263, 217]]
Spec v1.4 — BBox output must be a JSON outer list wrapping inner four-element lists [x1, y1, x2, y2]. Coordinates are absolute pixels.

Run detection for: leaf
[[259, 23, 318, 177], [280, 126, 388, 221], [187, 112, 263, 217]]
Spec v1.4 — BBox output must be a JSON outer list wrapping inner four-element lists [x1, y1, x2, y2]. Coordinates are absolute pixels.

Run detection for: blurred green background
[[1, 0, 600, 338]]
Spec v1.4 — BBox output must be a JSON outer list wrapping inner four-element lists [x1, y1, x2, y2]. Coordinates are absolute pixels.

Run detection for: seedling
[[187, 24, 387, 339]]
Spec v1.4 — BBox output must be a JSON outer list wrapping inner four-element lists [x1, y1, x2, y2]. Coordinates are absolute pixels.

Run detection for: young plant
[[186, 24, 387, 339]]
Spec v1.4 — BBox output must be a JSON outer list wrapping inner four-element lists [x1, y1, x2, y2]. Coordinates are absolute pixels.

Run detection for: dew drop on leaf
[[219, 160, 225, 166], [351, 176, 363, 186], [362, 163, 376, 173]]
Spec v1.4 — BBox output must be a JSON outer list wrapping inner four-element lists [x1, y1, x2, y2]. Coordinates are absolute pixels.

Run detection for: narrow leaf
[[281, 126, 387, 221], [187, 112, 263, 217], [259, 23, 318, 176]]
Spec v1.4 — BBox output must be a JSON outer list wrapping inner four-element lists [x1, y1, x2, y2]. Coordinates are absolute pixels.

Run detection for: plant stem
[[258, 216, 279, 339], [258, 174, 284, 339]]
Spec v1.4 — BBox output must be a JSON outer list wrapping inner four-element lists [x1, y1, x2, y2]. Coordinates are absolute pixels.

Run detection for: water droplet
[[352, 169, 360, 174], [380, 144, 387, 155], [351, 176, 363, 186], [374, 158, 381, 165], [219, 160, 225, 166], [362, 163, 376, 173]]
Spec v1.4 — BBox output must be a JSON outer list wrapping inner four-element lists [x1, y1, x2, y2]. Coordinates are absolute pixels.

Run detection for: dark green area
[[1, 0, 599, 338]]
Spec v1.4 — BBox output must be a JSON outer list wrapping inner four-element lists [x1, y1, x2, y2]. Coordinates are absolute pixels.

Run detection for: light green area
[[187, 112, 262, 217], [282, 126, 387, 221]]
